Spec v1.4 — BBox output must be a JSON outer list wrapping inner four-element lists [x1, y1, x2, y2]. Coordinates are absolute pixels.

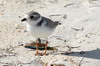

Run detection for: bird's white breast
[[26, 23, 54, 39]]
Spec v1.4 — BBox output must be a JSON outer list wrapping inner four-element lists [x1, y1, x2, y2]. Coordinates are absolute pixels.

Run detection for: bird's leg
[[35, 40, 39, 55], [35, 38, 43, 56], [43, 40, 48, 55]]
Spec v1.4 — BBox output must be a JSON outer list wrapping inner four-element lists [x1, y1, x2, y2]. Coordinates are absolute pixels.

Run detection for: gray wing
[[42, 17, 61, 29]]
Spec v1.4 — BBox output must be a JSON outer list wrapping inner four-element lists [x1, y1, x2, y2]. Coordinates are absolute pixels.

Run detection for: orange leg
[[35, 40, 39, 55], [35, 40, 42, 56], [43, 40, 48, 55]]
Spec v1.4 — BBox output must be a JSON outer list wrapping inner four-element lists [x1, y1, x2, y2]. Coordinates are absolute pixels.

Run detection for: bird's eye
[[30, 16, 34, 19]]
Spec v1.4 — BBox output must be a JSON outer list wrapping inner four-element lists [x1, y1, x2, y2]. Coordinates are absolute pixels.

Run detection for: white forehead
[[24, 14, 29, 18]]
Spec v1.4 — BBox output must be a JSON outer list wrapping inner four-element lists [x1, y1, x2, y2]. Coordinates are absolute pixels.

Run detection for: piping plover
[[21, 11, 61, 55]]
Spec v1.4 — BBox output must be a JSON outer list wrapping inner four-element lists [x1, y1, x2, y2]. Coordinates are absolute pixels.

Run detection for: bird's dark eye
[[30, 16, 34, 19]]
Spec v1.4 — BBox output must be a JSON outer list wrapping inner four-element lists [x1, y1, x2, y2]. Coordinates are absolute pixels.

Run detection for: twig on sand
[[0, 62, 31, 66], [0, 48, 17, 59], [49, 14, 61, 18], [64, 3, 74, 7], [70, 58, 79, 66], [0, 62, 13, 66], [71, 27, 84, 31], [66, 46, 80, 53], [79, 57, 84, 66]]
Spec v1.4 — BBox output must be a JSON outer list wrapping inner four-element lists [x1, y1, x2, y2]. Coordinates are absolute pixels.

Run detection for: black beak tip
[[21, 18, 27, 22]]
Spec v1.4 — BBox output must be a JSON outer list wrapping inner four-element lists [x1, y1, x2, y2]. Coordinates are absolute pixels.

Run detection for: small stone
[[63, 14, 67, 19], [23, 30, 28, 32], [16, 27, 18, 29], [64, 40, 67, 42], [19, 16, 21, 18]]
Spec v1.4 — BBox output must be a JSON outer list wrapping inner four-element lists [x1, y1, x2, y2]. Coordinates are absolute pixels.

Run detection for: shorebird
[[21, 11, 61, 55]]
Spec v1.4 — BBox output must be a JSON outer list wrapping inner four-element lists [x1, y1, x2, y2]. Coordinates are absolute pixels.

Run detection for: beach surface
[[0, 0, 100, 66]]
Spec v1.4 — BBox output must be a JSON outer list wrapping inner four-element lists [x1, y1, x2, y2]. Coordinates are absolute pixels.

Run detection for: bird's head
[[21, 11, 42, 25]]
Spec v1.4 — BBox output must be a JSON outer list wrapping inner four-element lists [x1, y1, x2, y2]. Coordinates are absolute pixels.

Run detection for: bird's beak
[[21, 18, 27, 22]]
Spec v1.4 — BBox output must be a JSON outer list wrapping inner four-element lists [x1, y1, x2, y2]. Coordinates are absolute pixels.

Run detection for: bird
[[21, 11, 61, 55]]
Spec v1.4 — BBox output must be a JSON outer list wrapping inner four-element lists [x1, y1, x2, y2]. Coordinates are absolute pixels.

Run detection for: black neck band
[[36, 18, 43, 26]]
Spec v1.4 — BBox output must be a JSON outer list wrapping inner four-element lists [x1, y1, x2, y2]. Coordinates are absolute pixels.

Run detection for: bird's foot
[[35, 52, 49, 56], [42, 52, 49, 56], [35, 52, 43, 56]]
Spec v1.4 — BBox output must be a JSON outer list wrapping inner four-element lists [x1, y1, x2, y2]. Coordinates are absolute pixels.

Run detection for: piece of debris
[[85, 34, 90, 38], [51, 64, 65, 66], [19, 16, 21, 18], [79, 57, 84, 66], [48, 60, 73, 66], [63, 14, 67, 19], [79, 51, 85, 54], [49, 14, 61, 18], [71, 27, 84, 31], [64, 3, 74, 7], [26, 0, 36, 4]]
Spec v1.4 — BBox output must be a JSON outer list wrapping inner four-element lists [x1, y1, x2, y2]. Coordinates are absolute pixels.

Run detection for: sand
[[0, 0, 100, 66]]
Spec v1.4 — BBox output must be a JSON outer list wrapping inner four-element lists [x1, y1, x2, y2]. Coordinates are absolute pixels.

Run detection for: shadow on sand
[[60, 49, 100, 60]]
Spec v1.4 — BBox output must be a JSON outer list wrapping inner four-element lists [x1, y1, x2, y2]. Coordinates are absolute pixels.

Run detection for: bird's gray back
[[42, 17, 60, 29]]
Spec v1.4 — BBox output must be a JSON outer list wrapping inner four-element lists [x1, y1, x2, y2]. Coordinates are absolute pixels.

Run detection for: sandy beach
[[0, 0, 100, 66]]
